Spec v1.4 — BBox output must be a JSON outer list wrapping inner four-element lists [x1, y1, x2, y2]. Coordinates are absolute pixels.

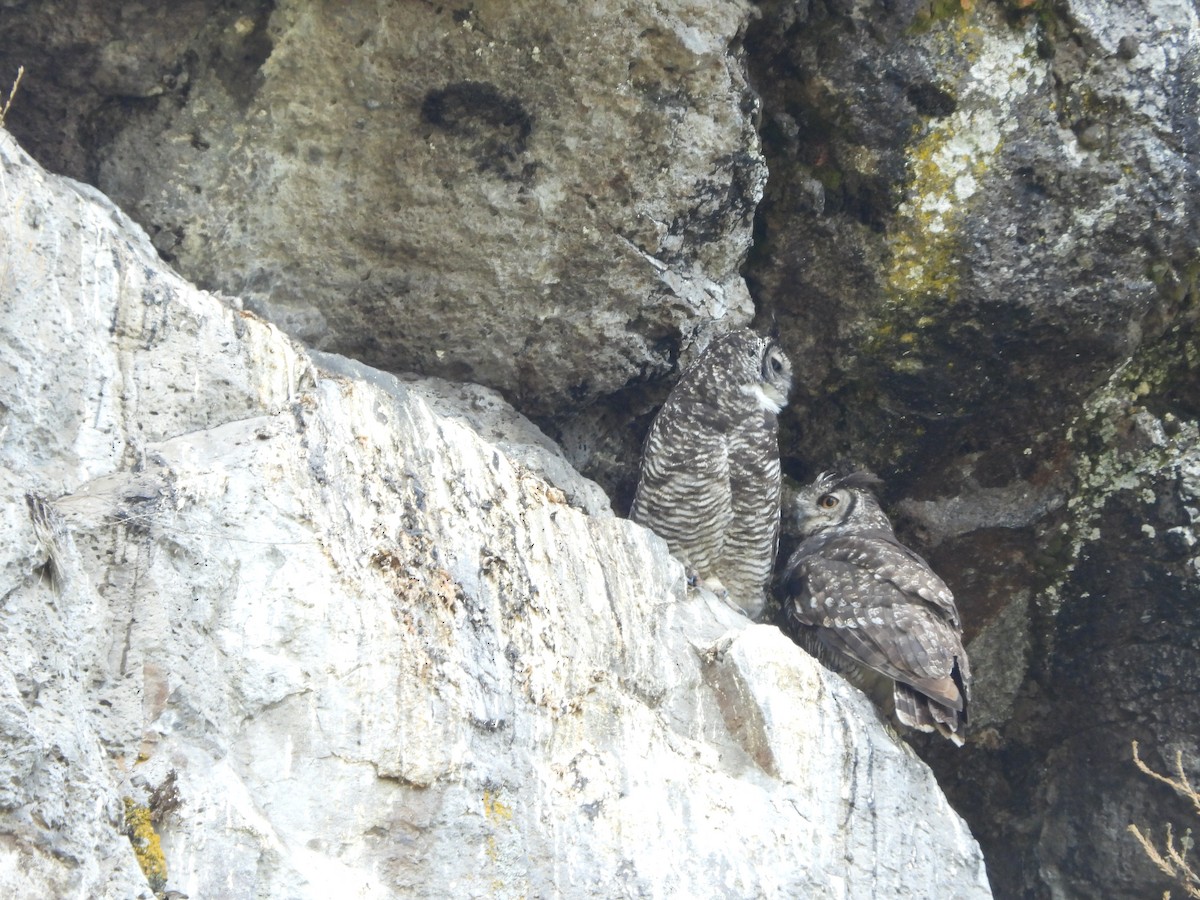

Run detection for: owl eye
[[818, 493, 839, 510], [769, 355, 784, 374]]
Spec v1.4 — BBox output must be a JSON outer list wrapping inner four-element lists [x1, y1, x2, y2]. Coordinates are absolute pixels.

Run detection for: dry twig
[[1129, 740, 1200, 899], [0, 66, 26, 129]]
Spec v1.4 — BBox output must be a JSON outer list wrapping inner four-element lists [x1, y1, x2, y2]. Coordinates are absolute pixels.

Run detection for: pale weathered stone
[[0, 131, 988, 898]]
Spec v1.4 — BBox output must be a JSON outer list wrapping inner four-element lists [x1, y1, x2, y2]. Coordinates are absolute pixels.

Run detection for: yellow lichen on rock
[[886, 18, 1042, 310], [123, 797, 168, 894], [887, 114, 988, 306], [483, 789, 514, 822]]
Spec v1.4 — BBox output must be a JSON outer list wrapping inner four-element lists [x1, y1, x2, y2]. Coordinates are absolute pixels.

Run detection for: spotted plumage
[[631, 328, 793, 618], [781, 469, 971, 744]]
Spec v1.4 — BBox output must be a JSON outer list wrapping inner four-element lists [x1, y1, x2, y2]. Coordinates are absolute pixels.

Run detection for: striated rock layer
[[0, 132, 989, 897]]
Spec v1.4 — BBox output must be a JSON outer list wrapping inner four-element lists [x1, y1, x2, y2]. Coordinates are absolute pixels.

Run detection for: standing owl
[[781, 469, 971, 744], [630, 328, 793, 619]]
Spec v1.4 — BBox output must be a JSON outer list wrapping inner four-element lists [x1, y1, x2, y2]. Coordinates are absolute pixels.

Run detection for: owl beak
[[793, 509, 819, 536]]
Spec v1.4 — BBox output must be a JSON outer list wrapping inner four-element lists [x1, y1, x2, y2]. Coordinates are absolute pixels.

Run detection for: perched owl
[[781, 469, 971, 744], [630, 328, 793, 618]]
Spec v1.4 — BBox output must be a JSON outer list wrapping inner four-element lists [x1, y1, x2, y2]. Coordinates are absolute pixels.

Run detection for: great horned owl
[[630, 328, 793, 618], [781, 469, 971, 744]]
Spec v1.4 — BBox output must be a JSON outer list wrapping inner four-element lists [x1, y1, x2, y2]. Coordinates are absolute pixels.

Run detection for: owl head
[[757, 340, 793, 413], [728, 335, 791, 414], [792, 468, 890, 538]]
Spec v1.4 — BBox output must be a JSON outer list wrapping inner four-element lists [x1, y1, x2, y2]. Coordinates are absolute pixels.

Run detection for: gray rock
[[747, 0, 1200, 477], [747, 3, 1200, 896], [309, 351, 613, 518], [0, 0, 764, 418], [0, 130, 989, 897], [7, 0, 1197, 894]]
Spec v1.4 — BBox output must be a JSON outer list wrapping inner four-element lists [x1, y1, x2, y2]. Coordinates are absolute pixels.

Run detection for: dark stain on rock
[[82, 94, 162, 183], [904, 80, 957, 118], [211, 4, 275, 111], [668, 150, 765, 249], [421, 81, 534, 181]]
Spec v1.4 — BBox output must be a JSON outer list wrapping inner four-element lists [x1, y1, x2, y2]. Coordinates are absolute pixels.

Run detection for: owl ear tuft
[[836, 470, 883, 492], [821, 461, 881, 493]]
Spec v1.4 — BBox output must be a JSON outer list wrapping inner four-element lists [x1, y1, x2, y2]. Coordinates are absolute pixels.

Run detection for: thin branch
[[0, 66, 25, 129], [1131, 742, 1200, 898], [1130, 822, 1177, 876], [1134, 741, 1200, 817]]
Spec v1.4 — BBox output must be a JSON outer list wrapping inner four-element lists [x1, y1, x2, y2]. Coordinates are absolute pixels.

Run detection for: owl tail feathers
[[893, 682, 967, 746]]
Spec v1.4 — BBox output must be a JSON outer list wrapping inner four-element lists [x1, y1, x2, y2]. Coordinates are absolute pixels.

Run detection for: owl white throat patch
[[742, 383, 786, 414]]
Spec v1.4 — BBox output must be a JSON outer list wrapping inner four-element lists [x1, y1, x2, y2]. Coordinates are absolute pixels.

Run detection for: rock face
[[747, 0, 1200, 479], [919, 399, 1200, 900], [0, 0, 763, 422], [745, 1, 1200, 897], [0, 132, 989, 897], [4, 1, 1200, 897], [739, 3, 1200, 897]]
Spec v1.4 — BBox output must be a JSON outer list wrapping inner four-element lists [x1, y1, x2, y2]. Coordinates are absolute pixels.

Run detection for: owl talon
[[684, 569, 729, 598]]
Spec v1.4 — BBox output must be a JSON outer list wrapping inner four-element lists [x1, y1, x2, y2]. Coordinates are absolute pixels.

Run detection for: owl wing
[[784, 531, 967, 711]]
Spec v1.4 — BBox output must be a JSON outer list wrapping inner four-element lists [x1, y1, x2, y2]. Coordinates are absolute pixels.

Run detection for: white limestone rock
[[0, 130, 990, 899]]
